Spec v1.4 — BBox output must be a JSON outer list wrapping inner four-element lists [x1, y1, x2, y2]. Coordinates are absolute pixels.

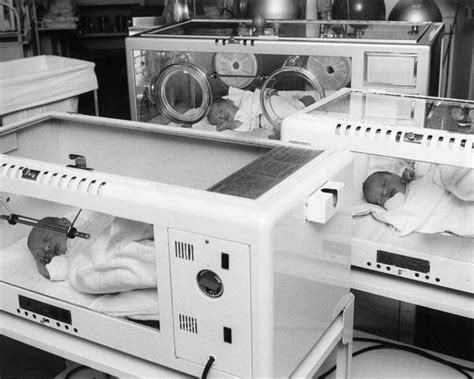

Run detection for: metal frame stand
[[291, 293, 354, 379]]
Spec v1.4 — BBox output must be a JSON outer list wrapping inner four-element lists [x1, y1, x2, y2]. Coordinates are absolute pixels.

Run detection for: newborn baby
[[207, 88, 315, 132], [27, 217, 71, 279], [27, 213, 155, 288], [362, 169, 413, 210], [362, 160, 433, 210]]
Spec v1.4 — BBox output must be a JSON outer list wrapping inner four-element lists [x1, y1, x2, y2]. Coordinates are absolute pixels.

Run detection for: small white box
[[306, 181, 345, 224]]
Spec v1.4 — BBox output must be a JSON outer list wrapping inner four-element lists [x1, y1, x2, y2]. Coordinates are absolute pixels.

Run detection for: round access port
[[197, 269, 224, 298]]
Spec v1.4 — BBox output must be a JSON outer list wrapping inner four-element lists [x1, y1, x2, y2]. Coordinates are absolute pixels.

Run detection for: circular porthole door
[[213, 52, 260, 89], [153, 63, 213, 124], [260, 57, 325, 130], [306, 56, 352, 91]]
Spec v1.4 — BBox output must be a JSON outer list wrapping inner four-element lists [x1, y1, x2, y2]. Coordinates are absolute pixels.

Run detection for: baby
[[207, 88, 315, 132], [27, 213, 155, 285], [362, 166, 416, 210], [27, 217, 71, 279]]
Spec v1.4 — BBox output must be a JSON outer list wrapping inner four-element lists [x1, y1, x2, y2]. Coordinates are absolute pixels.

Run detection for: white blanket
[[354, 164, 474, 237], [47, 212, 157, 294], [371, 168, 474, 237], [433, 165, 474, 201]]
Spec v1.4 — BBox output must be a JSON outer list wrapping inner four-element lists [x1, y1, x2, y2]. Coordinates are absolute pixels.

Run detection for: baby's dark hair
[[207, 98, 231, 125], [212, 98, 228, 106], [362, 171, 391, 202]]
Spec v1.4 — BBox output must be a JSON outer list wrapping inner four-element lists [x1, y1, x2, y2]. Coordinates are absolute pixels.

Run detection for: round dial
[[197, 269, 223, 298], [306, 56, 352, 91], [213, 53, 259, 89]]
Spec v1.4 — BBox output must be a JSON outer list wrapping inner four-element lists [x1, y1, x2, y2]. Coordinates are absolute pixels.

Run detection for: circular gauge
[[154, 63, 212, 124], [306, 56, 352, 91], [260, 66, 325, 132], [197, 269, 223, 298], [213, 53, 260, 89]]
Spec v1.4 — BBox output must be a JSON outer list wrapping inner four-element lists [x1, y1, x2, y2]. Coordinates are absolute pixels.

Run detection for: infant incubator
[[282, 88, 474, 316], [0, 113, 354, 377], [125, 19, 444, 135]]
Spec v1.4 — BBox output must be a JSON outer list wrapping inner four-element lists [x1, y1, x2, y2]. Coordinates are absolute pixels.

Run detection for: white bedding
[[0, 237, 160, 321], [55, 213, 157, 295], [353, 155, 474, 237]]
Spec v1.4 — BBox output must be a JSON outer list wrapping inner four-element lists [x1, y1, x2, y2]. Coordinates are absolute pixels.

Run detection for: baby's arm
[[401, 166, 416, 183], [216, 120, 244, 131], [36, 260, 51, 279], [299, 95, 316, 107], [402, 161, 433, 183]]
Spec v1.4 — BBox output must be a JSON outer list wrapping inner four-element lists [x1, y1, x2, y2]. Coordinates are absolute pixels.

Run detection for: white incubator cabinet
[[282, 88, 473, 315], [0, 113, 354, 378], [125, 19, 443, 134]]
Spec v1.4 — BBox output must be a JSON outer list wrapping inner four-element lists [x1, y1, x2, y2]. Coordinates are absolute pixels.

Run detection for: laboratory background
[[0, 0, 473, 378]]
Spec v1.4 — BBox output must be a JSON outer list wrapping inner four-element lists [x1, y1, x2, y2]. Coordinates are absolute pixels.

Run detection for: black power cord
[[318, 337, 473, 379], [201, 355, 215, 379]]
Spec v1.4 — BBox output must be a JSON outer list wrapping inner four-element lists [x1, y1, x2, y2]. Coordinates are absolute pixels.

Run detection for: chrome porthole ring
[[155, 63, 213, 124]]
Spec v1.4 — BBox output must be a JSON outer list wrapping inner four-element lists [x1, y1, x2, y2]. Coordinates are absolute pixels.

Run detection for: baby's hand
[[216, 120, 243, 131], [402, 167, 415, 183]]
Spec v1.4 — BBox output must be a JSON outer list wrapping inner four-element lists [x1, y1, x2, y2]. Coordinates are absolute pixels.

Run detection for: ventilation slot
[[179, 314, 198, 334], [0, 162, 107, 195], [2, 164, 21, 179], [174, 241, 195, 261]]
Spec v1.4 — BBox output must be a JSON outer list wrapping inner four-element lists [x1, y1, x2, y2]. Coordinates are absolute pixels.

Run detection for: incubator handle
[[306, 181, 345, 224], [67, 154, 93, 171]]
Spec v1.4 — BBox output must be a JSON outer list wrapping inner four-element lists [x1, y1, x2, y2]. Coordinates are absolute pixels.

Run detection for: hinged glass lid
[[140, 19, 434, 43], [310, 90, 474, 134]]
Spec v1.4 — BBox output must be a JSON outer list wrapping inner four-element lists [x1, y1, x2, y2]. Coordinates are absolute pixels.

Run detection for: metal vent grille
[[0, 161, 107, 196], [178, 314, 198, 334], [174, 241, 195, 261], [333, 123, 472, 152]]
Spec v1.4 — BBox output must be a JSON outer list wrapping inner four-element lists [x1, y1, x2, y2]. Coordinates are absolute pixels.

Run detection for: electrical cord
[[201, 355, 215, 379], [63, 364, 90, 379], [318, 337, 473, 379]]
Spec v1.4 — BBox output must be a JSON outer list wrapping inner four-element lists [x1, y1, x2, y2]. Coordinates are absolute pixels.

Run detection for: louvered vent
[[0, 162, 106, 195], [174, 241, 195, 261], [333, 123, 472, 152], [178, 314, 198, 334]]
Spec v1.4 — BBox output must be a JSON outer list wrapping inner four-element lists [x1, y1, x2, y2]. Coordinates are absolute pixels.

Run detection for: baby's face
[[208, 100, 237, 126], [27, 217, 71, 264], [364, 172, 406, 207]]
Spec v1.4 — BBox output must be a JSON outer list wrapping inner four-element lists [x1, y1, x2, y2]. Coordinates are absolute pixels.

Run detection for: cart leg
[[93, 90, 99, 116], [336, 293, 354, 379]]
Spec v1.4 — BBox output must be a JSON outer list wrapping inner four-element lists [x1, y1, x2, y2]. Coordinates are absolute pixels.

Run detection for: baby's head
[[362, 171, 407, 208], [27, 217, 71, 264], [207, 98, 239, 126]]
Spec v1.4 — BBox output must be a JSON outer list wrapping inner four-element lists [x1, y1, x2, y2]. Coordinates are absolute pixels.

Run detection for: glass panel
[[143, 20, 430, 43], [0, 196, 161, 331], [5, 117, 271, 191]]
